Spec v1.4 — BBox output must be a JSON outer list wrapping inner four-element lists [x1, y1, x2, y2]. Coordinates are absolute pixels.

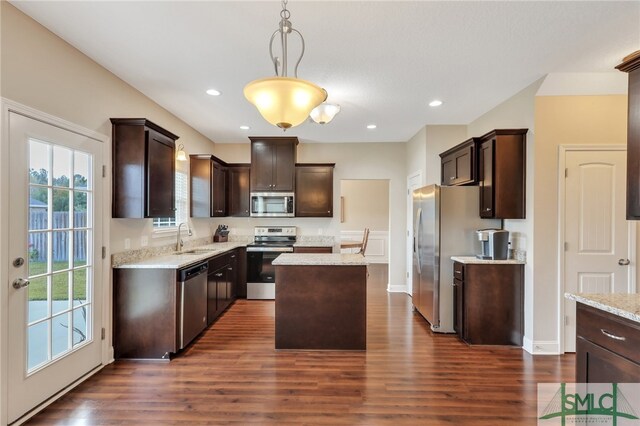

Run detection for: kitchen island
[[272, 253, 368, 350], [565, 293, 640, 382]]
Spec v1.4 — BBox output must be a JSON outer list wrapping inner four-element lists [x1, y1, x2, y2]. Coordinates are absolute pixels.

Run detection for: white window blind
[[153, 166, 188, 229]]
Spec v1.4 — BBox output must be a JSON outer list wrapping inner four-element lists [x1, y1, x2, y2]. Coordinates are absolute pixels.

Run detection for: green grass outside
[[28, 261, 87, 301]]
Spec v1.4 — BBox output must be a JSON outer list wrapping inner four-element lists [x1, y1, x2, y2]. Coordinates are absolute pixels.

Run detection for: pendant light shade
[[244, 77, 327, 129], [244, 0, 330, 130], [310, 102, 341, 125]]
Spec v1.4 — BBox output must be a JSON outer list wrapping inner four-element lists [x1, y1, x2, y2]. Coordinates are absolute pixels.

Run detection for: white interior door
[[564, 149, 633, 352], [7, 111, 104, 423], [406, 172, 422, 294]]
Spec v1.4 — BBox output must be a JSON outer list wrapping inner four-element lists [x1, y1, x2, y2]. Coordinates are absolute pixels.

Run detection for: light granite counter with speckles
[[565, 293, 640, 323], [113, 242, 247, 269], [451, 256, 525, 265], [272, 253, 367, 266]]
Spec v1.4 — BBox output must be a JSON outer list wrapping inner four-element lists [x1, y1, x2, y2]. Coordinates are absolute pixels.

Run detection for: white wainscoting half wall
[[339, 230, 389, 264]]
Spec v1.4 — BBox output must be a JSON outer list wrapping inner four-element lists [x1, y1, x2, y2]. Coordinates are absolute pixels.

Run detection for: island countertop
[[565, 293, 640, 324], [273, 253, 367, 266]]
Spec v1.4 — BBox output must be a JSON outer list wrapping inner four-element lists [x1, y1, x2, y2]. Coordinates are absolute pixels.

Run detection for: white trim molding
[[523, 337, 561, 355]]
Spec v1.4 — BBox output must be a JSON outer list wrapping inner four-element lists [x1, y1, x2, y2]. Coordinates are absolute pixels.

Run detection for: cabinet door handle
[[600, 329, 626, 341], [618, 258, 631, 266], [227, 267, 233, 271], [215, 273, 223, 277], [484, 208, 490, 212], [452, 282, 457, 287]]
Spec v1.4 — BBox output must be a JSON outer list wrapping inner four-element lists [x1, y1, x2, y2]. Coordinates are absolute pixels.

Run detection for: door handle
[[618, 258, 631, 266], [12, 277, 30, 289]]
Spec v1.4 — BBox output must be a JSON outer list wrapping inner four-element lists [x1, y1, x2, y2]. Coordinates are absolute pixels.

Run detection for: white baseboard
[[387, 284, 407, 293], [523, 337, 561, 355]]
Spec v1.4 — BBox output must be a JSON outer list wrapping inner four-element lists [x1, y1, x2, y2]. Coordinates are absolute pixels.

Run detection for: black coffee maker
[[476, 229, 509, 260]]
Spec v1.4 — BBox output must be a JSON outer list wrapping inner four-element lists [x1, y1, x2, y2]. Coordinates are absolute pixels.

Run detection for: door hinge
[[564, 242, 568, 251], [102, 246, 106, 259], [102, 165, 106, 178], [101, 328, 106, 340], [565, 315, 569, 326], [565, 168, 568, 178]]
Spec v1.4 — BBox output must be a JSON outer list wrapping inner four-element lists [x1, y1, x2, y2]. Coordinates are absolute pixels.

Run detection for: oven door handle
[[246, 247, 294, 253]]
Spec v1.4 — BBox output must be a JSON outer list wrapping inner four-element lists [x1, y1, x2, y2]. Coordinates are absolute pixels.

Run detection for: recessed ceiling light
[[239, 125, 250, 130], [429, 100, 443, 107], [206, 89, 221, 96], [367, 124, 377, 129]]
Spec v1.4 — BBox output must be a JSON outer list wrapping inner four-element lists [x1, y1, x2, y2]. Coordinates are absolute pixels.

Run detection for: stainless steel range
[[246, 226, 296, 299]]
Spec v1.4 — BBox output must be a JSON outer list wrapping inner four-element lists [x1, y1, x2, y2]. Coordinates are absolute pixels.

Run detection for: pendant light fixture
[[310, 102, 341, 124], [244, 0, 327, 130]]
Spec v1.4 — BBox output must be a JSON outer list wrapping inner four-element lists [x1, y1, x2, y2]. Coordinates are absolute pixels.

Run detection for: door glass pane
[[52, 146, 71, 188], [29, 141, 50, 185], [51, 313, 71, 359], [28, 321, 49, 370], [28, 276, 49, 323], [72, 268, 88, 306], [28, 232, 47, 276], [51, 231, 69, 272], [73, 151, 90, 190], [26, 139, 95, 374], [52, 189, 70, 229], [29, 187, 48, 230], [73, 230, 87, 268], [72, 306, 89, 347], [51, 272, 70, 316]]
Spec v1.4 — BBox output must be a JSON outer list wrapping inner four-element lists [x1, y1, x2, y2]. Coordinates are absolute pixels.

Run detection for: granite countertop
[[565, 293, 640, 323], [273, 253, 367, 266], [293, 236, 335, 248], [114, 242, 247, 269], [451, 256, 526, 265]]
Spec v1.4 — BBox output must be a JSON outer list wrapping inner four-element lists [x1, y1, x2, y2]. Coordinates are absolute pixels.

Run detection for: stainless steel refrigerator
[[412, 184, 501, 333]]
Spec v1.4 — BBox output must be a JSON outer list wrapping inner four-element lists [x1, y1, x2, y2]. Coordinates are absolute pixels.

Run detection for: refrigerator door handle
[[414, 207, 422, 274]]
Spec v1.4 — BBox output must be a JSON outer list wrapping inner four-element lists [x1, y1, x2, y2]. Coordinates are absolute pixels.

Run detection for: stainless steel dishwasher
[[178, 261, 208, 349]]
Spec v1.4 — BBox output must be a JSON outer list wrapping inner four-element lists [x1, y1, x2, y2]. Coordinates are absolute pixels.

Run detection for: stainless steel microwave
[[250, 192, 295, 217]]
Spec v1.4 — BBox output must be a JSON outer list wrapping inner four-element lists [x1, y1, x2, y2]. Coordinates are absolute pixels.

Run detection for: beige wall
[[466, 80, 540, 346], [214, 142, 407, 287], [534, 94, 628, 346], [340, 180, 389, 231], [1, 3, 219, 253], [406, 126, 427, 184]]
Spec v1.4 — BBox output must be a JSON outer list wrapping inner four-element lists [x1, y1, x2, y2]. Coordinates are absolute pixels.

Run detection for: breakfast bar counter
[[273, 253, 368, 350]]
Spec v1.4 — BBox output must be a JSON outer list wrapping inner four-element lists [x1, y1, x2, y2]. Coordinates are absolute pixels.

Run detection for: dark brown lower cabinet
[[454, 261, 523, 345], [113, 268, 178, 359], [575, 302, 640, 382], [293, 246, 333, 254]]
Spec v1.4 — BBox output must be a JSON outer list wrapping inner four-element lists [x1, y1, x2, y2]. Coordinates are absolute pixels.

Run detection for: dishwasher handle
[[178, 262, 208, 282]]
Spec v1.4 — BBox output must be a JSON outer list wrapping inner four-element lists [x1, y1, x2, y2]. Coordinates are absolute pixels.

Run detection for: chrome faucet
[[176, 222, 192, 252]]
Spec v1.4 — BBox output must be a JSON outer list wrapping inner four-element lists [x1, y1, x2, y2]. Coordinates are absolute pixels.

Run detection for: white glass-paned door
[[7, 111, 104, 424]]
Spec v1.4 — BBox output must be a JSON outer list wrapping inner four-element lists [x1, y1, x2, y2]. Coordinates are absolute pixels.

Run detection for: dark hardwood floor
[[27, 264, 574, 425]]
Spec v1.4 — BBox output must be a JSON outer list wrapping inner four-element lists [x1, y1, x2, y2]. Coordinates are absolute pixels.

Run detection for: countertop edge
[[451, 255, 526, 265], [273, 253, 368, 266], [565, 293, 640, 323]]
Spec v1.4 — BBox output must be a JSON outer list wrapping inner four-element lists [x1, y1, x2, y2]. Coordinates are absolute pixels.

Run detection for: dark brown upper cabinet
[[249, 137, 297, 192], [227, 165, 251, 217], [616, 51, 640, 219], [190, 155, 227, 217], [111, 118, 178, 218], [440, 138, 479, 186], [295, 164, 335, 217], [478, 129, 527, 219]]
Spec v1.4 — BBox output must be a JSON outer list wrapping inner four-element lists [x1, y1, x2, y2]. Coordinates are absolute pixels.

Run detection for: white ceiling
[[11, 1, 640, 144]]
